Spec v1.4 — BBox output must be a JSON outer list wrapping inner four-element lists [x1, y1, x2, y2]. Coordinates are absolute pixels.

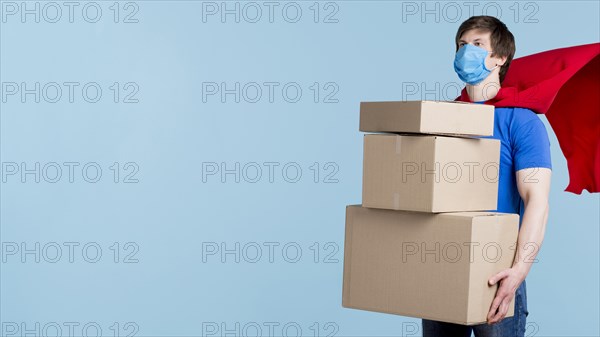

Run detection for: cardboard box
[[360, 101, 494, 136], [342, 205, 518, 325], [362, 134, 500, 212]]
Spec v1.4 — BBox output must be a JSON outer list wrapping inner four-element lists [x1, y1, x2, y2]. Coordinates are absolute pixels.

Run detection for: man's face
[[458, 29, 503, 71]]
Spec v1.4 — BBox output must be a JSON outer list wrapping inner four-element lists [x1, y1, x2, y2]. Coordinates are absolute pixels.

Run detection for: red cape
[[456, 42, 600, 194]]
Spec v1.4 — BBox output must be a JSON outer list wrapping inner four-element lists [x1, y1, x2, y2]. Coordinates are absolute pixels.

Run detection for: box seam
[[430, 136, 437, 212], [361, 135, 368, 206], [341, 206, 355, 307], [465, 217, 476, 324]]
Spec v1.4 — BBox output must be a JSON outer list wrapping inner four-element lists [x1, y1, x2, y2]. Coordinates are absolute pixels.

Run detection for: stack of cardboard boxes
[[342, 101, 520, 325]]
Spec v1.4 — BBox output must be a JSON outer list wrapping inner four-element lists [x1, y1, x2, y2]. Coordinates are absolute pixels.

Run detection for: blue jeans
[[422, 280, 528, 337]]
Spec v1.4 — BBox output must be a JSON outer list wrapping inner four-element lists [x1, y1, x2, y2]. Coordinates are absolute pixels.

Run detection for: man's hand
[[486, 266, 526, 324]]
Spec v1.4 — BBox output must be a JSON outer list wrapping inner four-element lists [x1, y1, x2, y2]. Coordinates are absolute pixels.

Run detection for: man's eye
[[475, 42, 481, 46]]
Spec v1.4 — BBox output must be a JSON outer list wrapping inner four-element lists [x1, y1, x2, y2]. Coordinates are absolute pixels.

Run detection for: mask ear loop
[[486, 51, 500, 72]]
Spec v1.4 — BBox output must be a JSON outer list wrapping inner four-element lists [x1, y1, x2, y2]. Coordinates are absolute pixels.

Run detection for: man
[[422, 16, 552, 337]]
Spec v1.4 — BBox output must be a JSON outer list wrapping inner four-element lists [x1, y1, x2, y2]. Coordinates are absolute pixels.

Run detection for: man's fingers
[[487, 280, 509, 321], [489, 269, 509, 285], [489, 296, 512, 324], [496, 297, 510, 321], [487, 294, 504, 321]]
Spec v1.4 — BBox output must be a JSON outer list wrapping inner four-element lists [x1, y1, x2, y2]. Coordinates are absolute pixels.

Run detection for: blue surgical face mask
[[453, 44, 499, 85]]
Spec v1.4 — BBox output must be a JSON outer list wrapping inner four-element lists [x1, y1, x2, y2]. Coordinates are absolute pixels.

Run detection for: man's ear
[[497, 55, 508, 66]]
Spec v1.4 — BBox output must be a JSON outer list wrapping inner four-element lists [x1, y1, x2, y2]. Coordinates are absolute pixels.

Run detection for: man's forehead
[[459, 29, 491, 42]]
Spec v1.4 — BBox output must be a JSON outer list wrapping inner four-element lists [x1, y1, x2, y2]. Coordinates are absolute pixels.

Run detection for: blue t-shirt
[[475, 103, 553, 226]]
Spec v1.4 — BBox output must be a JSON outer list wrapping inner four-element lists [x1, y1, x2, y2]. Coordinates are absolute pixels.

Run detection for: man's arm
[[486, 167, 552, 324]]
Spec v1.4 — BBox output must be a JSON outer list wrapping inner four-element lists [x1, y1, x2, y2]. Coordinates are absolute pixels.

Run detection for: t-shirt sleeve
[[513, 116, 553, 171]]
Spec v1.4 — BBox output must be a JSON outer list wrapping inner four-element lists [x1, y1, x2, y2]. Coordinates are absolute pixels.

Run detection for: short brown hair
[[455, 16, 515, 83]]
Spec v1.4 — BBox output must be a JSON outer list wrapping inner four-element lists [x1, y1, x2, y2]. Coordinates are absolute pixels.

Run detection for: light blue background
[[1, 1, 598, 336]]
